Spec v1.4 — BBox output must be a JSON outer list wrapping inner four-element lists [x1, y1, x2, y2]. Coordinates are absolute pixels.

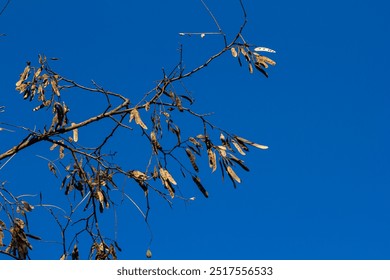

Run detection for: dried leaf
[[235, 136, 269, 150], [227, 166, 241, 183], [230, 47, 238, 57], [185, 148, 199, 172], [192, 176, 208, 198], [130, 108, 148, 130]]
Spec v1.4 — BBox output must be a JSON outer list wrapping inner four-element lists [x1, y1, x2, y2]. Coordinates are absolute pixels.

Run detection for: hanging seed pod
[[185, 148, 199, 172], [72, 123, 79, 142], [146, 248, 152, 258], [192, 176, 208, 198], [226, 166, 241, 183], [230, 47, 238, 57]]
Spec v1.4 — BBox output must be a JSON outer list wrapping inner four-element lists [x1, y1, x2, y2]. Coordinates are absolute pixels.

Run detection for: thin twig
[[0, 153, 16, 171], [0, 0, 11, 17], [199, 0, 227, 46]]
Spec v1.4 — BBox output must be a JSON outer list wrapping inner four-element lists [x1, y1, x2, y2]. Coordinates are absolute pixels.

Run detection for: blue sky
[[1, 0, 390, 260]]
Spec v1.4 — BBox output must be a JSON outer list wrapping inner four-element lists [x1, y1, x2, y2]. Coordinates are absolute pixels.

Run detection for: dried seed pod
[[189, 137, 201, 147], [15, 63, 30, 88], [185, 148, 199, 172], [254, 46, 276, 53], [160, 168, 176, 198], [150, 131, 160, 154], [234, 136, 268, 150], [248, 62, 253, 74], [72, 123, 79, 142], [34, 66, 42, 79], [21, 201, 34, 212], [231, 139, 246, 155], [240, 47, 251, 62], [192, 176, 208, 198], [159, 168, 177, 185], [51, 76, 60, 96], [72, 244, 79, 260], [59, 145, 65, 159], [54, 102, 65, 128], [145, 101, 151, 111], [230, 47, 238, 57], [254, 62, 269, 78], [226, 166, 241, 183], [129, 170, 148, 181], [146, 248, 152, 258], [207, 148, 217, 172], [49, 142, 58, 151], [48, 162, 57, 177]]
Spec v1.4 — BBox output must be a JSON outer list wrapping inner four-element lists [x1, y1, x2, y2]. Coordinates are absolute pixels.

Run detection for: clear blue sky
[[1, 0, 390, 260]]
